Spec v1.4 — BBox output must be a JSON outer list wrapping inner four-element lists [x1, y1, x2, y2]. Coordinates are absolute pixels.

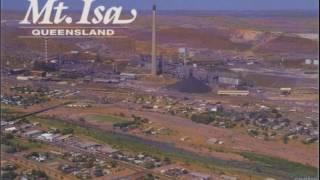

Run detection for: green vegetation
[[282, 136, 289, 144], [143, 173, 158, 180], [29, 117, 222, 163], [191, 112, 236, 128], [29, 117, 159, 155], [191, 112, 217, 124], [1, 164, 18, 180], [0, 107, 10, 114], [28, 116, 317, 179], [88, 114, 128, 124], [61, 127, 74, 135], [1, 107, 21, 121], [1, 134, 42, 153], [240, 152, 318, 178], [158, 128, 174, 136], [113, 115, 148, 129], [248, 129, 260, 137], [24, 117, 259, 179], [27, 170, 49, 180]]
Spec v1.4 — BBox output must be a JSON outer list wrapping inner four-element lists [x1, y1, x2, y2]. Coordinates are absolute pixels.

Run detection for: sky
[[1, 0, 319, 11]]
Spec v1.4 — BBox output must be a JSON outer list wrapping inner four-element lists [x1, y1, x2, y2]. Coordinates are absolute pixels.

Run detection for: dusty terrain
[[1, 9, 318, 179], [18, 102, 318, 168]]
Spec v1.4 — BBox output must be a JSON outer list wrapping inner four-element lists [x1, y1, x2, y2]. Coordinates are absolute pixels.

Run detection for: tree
[[94, 168, 104, 177], [29, 170, 48, 179], [1, 171, 17, 179], [143, 161, 155, 169], [5, 146, 17, 154], [61, 127, 74, 135], [163, 157, 171, 165], [282, 136, 289, 144], [191, 112, 216, 124], [79, 117, 86, 122], [110, 160, 117, 168], [143, 174, 156, 180]]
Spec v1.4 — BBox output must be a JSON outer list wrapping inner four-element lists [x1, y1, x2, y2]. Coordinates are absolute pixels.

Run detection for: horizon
[[1, 0, 319, 11]]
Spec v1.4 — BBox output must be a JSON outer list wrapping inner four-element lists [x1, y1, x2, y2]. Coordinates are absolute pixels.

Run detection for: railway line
[[3, 103, 175, 180]]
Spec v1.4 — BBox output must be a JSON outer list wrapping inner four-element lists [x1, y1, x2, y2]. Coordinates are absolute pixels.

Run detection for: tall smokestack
[[151, 4, 157, 76]]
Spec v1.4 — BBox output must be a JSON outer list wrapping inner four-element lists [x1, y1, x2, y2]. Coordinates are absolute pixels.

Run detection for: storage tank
[[305, 59, 312, 65]]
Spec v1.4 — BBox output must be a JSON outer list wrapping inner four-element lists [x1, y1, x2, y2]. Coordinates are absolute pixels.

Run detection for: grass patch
[[16, 139, 43, 149], [29, 116, 313, 179], [1, 106, 22, 120], [87, 114, 128, 124], [29, 117, 234, 168], [29, 117, 164, 155], [1, 135, 42, 153], [240, 152, 318, 178]]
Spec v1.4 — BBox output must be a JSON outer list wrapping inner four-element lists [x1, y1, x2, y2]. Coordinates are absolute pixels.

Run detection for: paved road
[[7, 101, 73, 121], [4, 153, 77, 180], [3, 103, 175, 179], [5, 103, 306, 179]]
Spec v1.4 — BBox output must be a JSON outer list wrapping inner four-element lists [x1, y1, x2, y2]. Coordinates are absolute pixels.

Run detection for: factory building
[[217, 90, 249, 96], [120, 73, 137, 80], [218, 76, 240, 86], [10, 68, 28, 75], [305, 59, 319, 66], [157, 56, 164, 75]]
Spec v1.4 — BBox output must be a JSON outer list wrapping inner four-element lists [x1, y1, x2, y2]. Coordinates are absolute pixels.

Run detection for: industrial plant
[[1, 2, 319, 180]]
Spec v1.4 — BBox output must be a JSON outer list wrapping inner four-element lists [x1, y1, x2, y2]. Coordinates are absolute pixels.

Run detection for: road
[[5, 102, 306, 179], [4, 153, 77, 180], [51, 140, 174, 180], [7, 101, 73, 121], [3, 103, 175, 179]]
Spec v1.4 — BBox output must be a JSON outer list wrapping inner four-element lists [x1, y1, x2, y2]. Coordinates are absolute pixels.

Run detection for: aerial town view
[[0, 0, 319, 180]]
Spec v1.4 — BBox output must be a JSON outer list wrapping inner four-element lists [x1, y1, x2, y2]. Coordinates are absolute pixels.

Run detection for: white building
[[189, 172, 211, 180], [37, 133, 60, 142], [16, 76, 32, 81], [305, 59, 312, 65], [218, 77, 240, 86], [120, 73, 137, 80], [5, 127, 18, 133]]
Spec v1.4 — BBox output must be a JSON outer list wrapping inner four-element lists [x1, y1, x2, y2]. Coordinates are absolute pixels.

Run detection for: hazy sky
[[1, 0, 319, 10]]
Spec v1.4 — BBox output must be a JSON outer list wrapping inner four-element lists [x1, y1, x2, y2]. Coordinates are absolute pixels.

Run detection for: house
[[56, 134, 73, 142], [24, 130, 43, 137], [207, 104, 223, 112], [78, 142, 100, 150], [67, 103, 91, 108], [189, 172, 211, 180], [217, 90, 249, 96], [37, 133, 60, 142], [17, 76, 32, 81], [218, 76, 240, 86], [35, 154, 47, 162], [305, 59, 312, 65], [30, 70, 47, 77], [97, 146, 118, 154], [93, 78, 120, 84], [120, 73, 137, 80], [32, 122, 40, 126], [280, 88, 292, 95], [1, 121, 9, 127], [10, 68, 27, 75], [221, 175, 238, 180], [20, 124, 32, 130], [5, 127, 18, 133], [207, 138, 218, 145]]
